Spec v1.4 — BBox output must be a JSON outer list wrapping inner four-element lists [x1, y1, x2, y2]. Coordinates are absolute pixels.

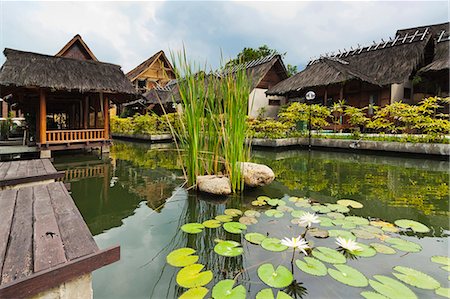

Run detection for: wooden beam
[[0, 171, 65, 188], [339, 85, 344, 101], [103, 93, 109, 139], [39, 90, 47, 144], [0, 246, 120, 299], [83, 96, 89, 129]]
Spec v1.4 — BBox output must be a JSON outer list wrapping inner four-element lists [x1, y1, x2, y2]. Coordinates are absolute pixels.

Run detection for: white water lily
[[335, 237, 362, 252], [298, 212, 320, 227], [281, 236, 310, 255]]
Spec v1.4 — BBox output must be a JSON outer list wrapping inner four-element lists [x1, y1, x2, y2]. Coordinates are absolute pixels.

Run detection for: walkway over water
[[0, 159, 119, 299]]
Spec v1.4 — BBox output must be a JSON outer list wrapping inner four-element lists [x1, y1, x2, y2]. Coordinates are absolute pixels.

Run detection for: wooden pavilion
[[0, 48, 135, 156]]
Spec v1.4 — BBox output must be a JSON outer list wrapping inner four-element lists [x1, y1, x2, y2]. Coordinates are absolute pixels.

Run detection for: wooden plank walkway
[[0, 159, 65, 188], [0, 181, 120, 298]]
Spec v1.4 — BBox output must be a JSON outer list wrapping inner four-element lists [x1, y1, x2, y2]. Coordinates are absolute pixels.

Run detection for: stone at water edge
[[240, 162, 275, 187], [196, 175, 232, 195]]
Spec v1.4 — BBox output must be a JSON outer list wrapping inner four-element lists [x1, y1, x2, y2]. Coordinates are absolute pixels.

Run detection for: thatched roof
[[396, 22, 449, 39], [0, 48, 135, 95], [419, 37, 449, 73], [268, 23, 450, 96], [123, 80, 180, 107], [55, 34, 98, 61], [126, 50, 173, 81]]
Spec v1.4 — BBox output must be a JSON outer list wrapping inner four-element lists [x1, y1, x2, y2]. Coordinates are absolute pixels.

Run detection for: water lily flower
[[298, 212, 320, 227], [281, 236, 310, 255], [335, 237, 362, 252]]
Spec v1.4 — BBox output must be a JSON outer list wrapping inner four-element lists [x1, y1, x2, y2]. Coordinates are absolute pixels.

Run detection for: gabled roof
[[126, 50, 174, 81], [0, 48, 135, 96], [55, 34, 98, 61]]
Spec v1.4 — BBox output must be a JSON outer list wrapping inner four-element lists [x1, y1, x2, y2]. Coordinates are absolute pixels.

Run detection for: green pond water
[[53, 140, 450, 299]]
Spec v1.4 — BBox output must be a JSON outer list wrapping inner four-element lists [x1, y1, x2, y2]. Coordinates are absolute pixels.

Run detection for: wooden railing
[[46, 129, 107, 144]]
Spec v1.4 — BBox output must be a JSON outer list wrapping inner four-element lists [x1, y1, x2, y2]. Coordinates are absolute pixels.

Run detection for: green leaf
[[289, 197, 307, 203], [394, 219, 430, 233], [257, 195, 270, 202], [265, 210, 284, 218], [267, 199, 280, 206], [311, 205, 331, 214], [393, 266, 440, 290], [252, 200, 266, 206], [369, 275, 417, 299], [215, 215, 234, 222], [257, 263, 293, 288], [224, 208, 243, 217], [256, 289, 293, 299], [211, 279, 246, 299], [214, 240, 243, 257], [261, 238, 288, 252], [318, 217, 334, 227], [326, 204, 350, 213], [360, 291, 389, 299], [245, 232, 266, 244], [385, 238, 422, 253], [181, 223, 205, 234], [337, 199, 363, 208], [328, 229, 356, 241], [312, 246, 346, 264], [166, 247, 198, 267], [307, 227, 329, 238], [360, 225, 384, 234], [328, 264, 368, 287], [291, 210, 307, 218], [436, 287, 450, 298], [223, 222, 247, 234], [370, 243, 396, 255], [203, 219, 222, 228], [441, 265, 450, 272], [239, 216, 258, 225], [179, 287, 209, 299], [295, 202, 311, 208], [327, 212, 345, 219], [432, 256, 450, 266], [277, 205, 293, 212], [176, 264, 213, 288], [351, 229, 377, 239], [295, 257, 327, 276], [345, 216, 370, 226], [353, 243, 377, 257], [244, 210, 261, 217]]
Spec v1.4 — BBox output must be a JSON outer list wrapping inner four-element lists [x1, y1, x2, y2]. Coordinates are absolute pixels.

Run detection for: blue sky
[[0, 1, 448, 73]]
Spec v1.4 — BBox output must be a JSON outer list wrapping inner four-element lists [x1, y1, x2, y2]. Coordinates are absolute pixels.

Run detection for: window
[[268, 99, 281, 106], [404, 88, 412, 100], [137, 79, 147, 90]]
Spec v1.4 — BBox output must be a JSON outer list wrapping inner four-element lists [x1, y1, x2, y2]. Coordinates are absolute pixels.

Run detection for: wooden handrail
[[46, 129, 106, 144]]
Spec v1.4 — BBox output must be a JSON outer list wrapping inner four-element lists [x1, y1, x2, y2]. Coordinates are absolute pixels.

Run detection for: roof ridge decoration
[[437, 30, 450, 43], [308, 27, 431, 66]]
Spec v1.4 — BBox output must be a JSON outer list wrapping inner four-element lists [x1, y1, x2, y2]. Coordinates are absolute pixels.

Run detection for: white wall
[[390, 81, 412, 103], [248, 88, 285, 118]]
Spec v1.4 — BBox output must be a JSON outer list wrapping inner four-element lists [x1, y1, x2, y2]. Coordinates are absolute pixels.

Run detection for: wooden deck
[[0, 159, 65, 188], [0, 162, 120, 298]]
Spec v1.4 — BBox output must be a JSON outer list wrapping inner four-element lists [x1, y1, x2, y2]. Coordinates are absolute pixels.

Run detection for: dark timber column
[[324, 88, 328, 105], [103, 93, 109, 139], [39, 89, 47, 144], [84, 96, 89, 129], [339, 84, 344, 101]]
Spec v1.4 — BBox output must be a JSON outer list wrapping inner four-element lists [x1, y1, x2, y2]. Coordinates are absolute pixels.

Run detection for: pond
[[53, 140, 450, 299]]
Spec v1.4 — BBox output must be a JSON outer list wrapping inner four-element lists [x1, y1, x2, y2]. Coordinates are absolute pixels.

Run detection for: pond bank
[[112, 133, 172, 142], [250, 137, 450, 157]]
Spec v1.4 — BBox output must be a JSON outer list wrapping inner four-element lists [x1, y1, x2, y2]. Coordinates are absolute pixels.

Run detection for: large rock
[[197, 175, 232, 195], [241, 162, 275, 187]]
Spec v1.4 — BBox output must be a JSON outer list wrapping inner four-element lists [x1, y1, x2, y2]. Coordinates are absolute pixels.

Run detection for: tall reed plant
[[168, 49, 251, 193]]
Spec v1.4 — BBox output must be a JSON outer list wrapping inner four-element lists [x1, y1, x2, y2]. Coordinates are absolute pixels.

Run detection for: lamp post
[[305, 91, 315, 150]]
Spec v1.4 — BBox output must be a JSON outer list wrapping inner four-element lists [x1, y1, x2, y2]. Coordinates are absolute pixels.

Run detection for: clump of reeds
[[167, 49, 251, 193]]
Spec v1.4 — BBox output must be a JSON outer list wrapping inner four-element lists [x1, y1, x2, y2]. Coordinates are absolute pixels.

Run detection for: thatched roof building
[[267, 22, 449, 101], [0, 48, 135, 97], [55, 34, 98, 61]]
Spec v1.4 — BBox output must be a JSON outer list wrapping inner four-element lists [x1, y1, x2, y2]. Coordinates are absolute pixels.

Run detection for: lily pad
[[436, 287, 450, 298], [311, 205, 331, 214], [370, 243, 396, 255], [385, 237, 422, 253], [360, 291, 389, 299], [267, 199, 281, 206], [181, 223, 205, 234], [245, 232, 266, 244], [215, 215, 233, 222], [441, 266, 450, 272], [327, 212, 345, 219], [370, 220, 395, 229], [203, 219, 222, 228], [318, 217, 334, 227], [265, 210, 284, 218], [166, 247, 199, 267], [289, 197, 307, 203], [261, 238, 288, 252], [291, 210, 307, 218], [353, 243, 377, 257], [328, 264, 368, 287], [432, 256, 450, 266], [360, 225, 384, 234], [295, 202, 311, 208], [328, 229, 356, 241], [224, 208, 243, 217], [312, 246, 346, 264], [223, 222, 247, 234], [345, 216, 370, 226], [369, 275, 417, 299], [244, 210, 261, 217], [176, 264, 213, 288], [257, 196, 270, 202], [337, 199, 363, 209], [211, 279, 246, 299], [394, 219, 430, 233], [393, 266, 440, 290], [295, 257, 327, 276], [381, 226, 400, 233], [351, 229, 377, 239], [239, 216, 258, 225], [277, 205, 293, 212], [252, 200, 266, 206], [326, 204, 350, 213], [332, 218, 356, 229], [214, 240, 243, 257], [308, 227, 329, 238], [256, 289, 293, 299], [258, 263, 293, 288], [179, 287, 209, 299]]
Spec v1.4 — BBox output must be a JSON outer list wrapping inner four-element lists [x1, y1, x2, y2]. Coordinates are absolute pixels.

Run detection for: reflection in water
[[52, 141, 449, 299]]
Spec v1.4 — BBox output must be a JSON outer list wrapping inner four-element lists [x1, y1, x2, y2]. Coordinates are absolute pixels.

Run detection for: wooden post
[[102, 93, 109, 139], [94, 96, 98, 128], [39, 89, 47, 144], [83, 96, 89, 129], [324, 88, 328, 105], [339, 84, 344, 101]]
